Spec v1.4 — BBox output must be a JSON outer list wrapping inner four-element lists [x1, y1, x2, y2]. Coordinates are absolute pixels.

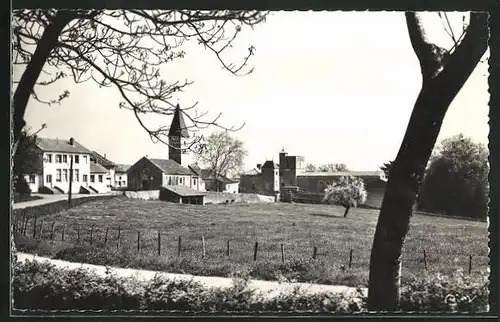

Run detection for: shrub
[[12, 260, 489, 312], [14, 176, 31, 195]]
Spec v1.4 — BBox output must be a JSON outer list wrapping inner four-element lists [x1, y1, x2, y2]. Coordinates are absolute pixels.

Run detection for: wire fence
[[12, 214, 484, 275]]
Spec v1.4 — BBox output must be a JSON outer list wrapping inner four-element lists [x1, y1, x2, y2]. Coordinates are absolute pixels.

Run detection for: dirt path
[[13, 192, 121, 210], [16, 252, 367, 299]]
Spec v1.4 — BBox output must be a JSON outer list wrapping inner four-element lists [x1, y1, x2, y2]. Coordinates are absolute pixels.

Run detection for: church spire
[[168, 104, 190, 138]]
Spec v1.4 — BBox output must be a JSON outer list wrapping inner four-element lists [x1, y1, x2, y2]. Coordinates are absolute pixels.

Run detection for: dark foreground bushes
[[13, 260, 488, 313]]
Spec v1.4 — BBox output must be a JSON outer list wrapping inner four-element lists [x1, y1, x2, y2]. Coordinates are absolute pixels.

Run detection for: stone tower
[[168, 104, 190, 165]]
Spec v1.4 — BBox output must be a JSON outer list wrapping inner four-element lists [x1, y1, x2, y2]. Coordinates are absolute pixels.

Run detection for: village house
[[189, 165, 238, 193], [26, 137, 92, 194], [239, 160, 280, 196], [114, 164, 129, 189], [90, 151, 117, 189]]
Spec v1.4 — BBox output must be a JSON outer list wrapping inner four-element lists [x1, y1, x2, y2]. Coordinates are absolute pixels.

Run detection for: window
[[180, 177, 183, 184], [168, 177, 172, 185], [46, 154, 52, 163], [75, 169, 80, 182], [83, 155, 88, 164], [56, 169, 62, 182], [175, 177, 179, 184], [46, 175, 52, 183], [56, 154, 62, 163], [63, 169, 68, 182], [194, 178, 197, 185], [75, 155, 80, 164], [90, 175, 95, 183], [119, 176, 122, 180], [63, 155, 68, 163], [83, 174, 88, 182], [29, 175, 35, 184], [98, 175, 103, 183]]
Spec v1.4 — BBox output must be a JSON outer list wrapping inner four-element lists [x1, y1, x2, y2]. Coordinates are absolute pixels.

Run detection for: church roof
[[168, 104, 190, 138]]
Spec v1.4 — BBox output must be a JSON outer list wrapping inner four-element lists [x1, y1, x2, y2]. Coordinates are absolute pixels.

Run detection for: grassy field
[[14, 196, 489, 287]]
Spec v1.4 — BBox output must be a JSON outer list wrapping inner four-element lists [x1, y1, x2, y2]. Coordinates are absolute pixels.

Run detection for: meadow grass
[[14, 196, 489, 286]]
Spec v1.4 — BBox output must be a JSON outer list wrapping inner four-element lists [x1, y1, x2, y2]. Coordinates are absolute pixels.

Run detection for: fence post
[[61, 224, 66, 241], [178, 236, 182, 257], [423, 249, 428, 271], [227, 240, 230, 257], [469, 255, 473, 274], [137, 231, 140, 253], [281, 243, 285, 263], [349, 249, 353, 269], [38, 221, 45, 240], [117, 226, 121, 249], [312, 246, 317, 259], [23, 216, 29, 236], [104, 227, 109, 247], [202, 234, 206, 259], [90, 225, 94, 245], [32, 215, 38, 238], [253, 241, 258, 261], [157, 231, 161, 256], [50, 222, 55, 240]]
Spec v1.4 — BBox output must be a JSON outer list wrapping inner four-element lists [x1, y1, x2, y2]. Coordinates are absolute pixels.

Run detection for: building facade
[[239, 160, 280, 195], [29, 137, 92, 194]]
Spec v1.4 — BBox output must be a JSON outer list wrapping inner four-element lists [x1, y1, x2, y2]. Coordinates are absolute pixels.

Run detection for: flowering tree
[[323, 176, 367, 217]]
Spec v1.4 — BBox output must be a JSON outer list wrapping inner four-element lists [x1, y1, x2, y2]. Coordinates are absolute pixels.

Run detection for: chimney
[[69, 137, 74, 146], [104, 153, 107, 159], [257, 164, 262, 170]]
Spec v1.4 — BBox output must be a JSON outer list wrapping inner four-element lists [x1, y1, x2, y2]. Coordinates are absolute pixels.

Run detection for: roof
[[188, 164, 202, 176], [149, 158, 193, 175], [240, 168, 261, 176], [168, 105, 190, 138], [262, 160, 279, 169], [90, 162, 108, 173], [36, 137, 91, 154], [162, 185, 206, 197], [115, 164, 130, 173], [90, 151, 116, 168]]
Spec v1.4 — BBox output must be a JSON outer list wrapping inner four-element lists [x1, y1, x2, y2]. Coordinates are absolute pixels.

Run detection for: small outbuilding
[[160, 185, 206, 205]]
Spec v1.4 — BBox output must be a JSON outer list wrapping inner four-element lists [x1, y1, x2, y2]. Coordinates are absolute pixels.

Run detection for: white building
[[114, 164, 129, 189], [27, 137, 92, 194]]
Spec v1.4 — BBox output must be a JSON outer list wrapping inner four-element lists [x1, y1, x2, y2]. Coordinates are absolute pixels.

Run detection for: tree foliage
[[12, 9, 267, 150], [417, 134, 489, 219], [323, 176, 367, 217], [305, 163, 349, 172], [195, 131, 247, 179], [13, 129, 43, 178]]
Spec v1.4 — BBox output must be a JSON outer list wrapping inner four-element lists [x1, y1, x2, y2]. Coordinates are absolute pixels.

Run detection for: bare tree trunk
[[13, 10, 76, 146], [367, 12, 488, 311]]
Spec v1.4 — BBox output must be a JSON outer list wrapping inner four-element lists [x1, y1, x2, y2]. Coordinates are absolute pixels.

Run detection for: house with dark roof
[[196, 168, 240, 193], [27, 137, 93, 194], [89, 151, 118, 190], [239, 160, 280, 196], [126, 156, 205, 191]]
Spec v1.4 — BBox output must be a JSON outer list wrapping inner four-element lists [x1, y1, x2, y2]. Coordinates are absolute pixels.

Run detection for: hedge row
[[12, 260, 488, 313], [13, 195, 121, 219]]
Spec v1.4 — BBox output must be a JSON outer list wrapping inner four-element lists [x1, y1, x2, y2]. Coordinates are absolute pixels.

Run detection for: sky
[[17, 11, 490, 171]]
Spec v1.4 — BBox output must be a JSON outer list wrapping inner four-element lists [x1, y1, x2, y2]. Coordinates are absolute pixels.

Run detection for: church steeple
[[168, 104, 190, 165]]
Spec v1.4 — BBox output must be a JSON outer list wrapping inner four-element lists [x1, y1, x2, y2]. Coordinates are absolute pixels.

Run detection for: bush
[[14, 176, 31, 195], [12, 260, 488, 312]]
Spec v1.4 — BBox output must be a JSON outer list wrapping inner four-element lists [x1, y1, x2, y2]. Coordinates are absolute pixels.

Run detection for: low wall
[[124, 190, 160, 200], [204, 192, 275, 204]]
